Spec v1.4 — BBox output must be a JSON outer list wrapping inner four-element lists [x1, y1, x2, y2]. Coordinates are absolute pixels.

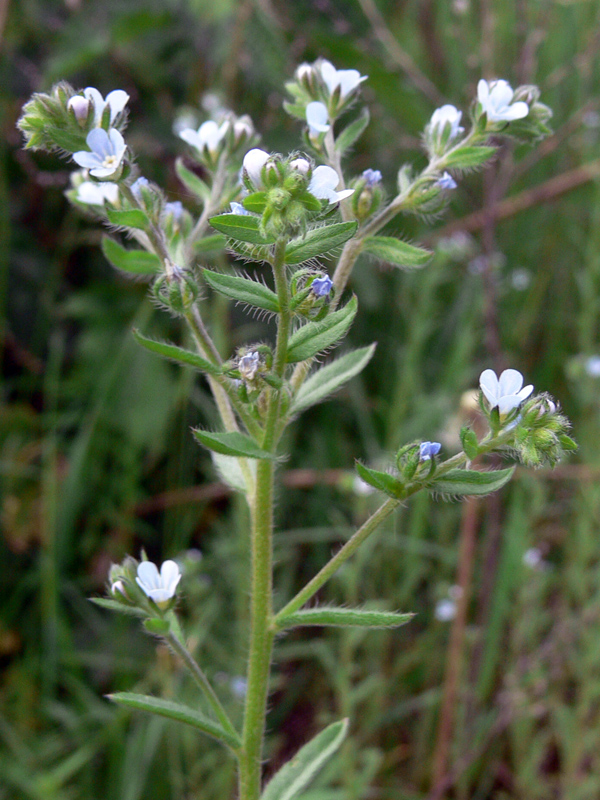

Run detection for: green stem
[[275, 497, 399, 623], [166, 630, 241, 750], [239, 239, 290, 800]]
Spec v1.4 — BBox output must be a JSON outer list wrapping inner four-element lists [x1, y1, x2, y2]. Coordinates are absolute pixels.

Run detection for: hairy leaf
[[132, 329, 221, 376], [291, 345, 376, 413], [203, 269, 279, 312], [286, 296, 357, 363]]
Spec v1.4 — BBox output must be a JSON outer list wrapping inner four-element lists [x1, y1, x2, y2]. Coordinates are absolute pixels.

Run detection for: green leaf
[[276, 607, 413, 631], [442, 145, 497, 170], [432, 466, 515, 497], [105, 207, 150, 231], [194, 233, 227, 253], [203, 269, 279, 312], [291, 345, 376, 414], [210, 213, 275, 245], [132, 329, 222, 376], [101, 237, 162, 275], [242, 192, 267, 213], [90, 597, 147, 618], [335, 107, 370, 155], [108, 693, 240, 750], [355, 461, 404, 499], [361, 236, 432, 270], [285, 221, 358, 265], [260, 719, 349, 800], [211, 452, 256, 493], [286, 296, 357, 363], [193, 429, 275, 460], [175, 158, 211, 202]]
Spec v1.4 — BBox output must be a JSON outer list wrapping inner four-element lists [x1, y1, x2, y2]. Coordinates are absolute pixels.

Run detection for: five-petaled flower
[[479, 368, 533, 414], [429, 104, 464, 139], [306, 101, 330, 136], [73, 128, 127, 178], [308, 165, 354, 204], [318, 60, 367, 98], [419, 441, 442, 461], [136, 560, 181, 606], [311, 275, 333, 297], [179, 120, 230, 154], [436, 171, 457, 190], [477, 80, 529, 123]]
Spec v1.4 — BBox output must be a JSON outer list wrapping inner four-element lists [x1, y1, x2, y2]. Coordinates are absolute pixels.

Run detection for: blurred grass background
[[2, 0, 600, 798]]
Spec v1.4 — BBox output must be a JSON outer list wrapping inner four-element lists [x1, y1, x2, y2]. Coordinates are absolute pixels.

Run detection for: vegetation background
[[2, 0, 600, 798]]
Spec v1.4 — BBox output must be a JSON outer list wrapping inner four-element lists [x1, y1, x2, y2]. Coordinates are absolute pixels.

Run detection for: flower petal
[[497, 394, 524, 415], [72, 151, 102, 169], [84, 87, 105, 122], [479, 368, 500, 405], [498, 368, 524, 396], [502, 101, 529, 121], [87, 127, 112, 158], [477, 79, 490, 106], [319, 60, 338, 93], [517, 384, 534, 402], [108, 128, 126, 158], [337, 69, 365, 96], [137, 561, 161, 591], [306, 101, 330, 133], [160, 560, 181, 595], [243, 148, 270, 186], [334, 188, 354, 201], [179, 128, 202, 149], [105, 90, 129, 123], [309, 165, 339, 195]]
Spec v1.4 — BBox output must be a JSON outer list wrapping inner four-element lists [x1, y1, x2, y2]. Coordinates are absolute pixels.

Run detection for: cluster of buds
[[239, 149, 353, 237], [284, 59, 367, 143], [152, 265, 199, 316]]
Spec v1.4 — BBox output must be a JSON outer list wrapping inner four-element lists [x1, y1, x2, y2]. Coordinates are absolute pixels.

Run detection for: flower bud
[[289, 157, 311, 175], [68, 95, 91, 126]]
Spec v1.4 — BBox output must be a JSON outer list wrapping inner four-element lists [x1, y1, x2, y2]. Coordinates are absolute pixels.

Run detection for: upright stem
[[239, 239, 289, 800]]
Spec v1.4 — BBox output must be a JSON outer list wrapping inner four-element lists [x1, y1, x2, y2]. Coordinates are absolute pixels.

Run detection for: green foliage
[[361, 236, 432, 269], [101, 237, 162, 274], [193, 429, 275, 460], [132, 329, 222, 376], [431, 466, 515, 497], [276, 608, 413, 631], [202, 269, 280, 312], [210, 213, 276, 245], [291, 345, 376, 414], [286, 297, 358, 362], [285, 222, 358, 265]]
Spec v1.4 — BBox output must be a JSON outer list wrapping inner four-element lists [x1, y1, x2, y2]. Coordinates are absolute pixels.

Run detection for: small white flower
[[436, 171, 457, 190], [477, 79, 529, 122], [308, 165, 354, 204], [239, 351, 260, 381], [179, 120, 230, 153], [479, 368, 534, 414], [435, 598, 456, 622], [243, 148, 270, 187], [136, 560, 181, 606], [306, 101, 330, 136], [68, 95, 91, 123], [233, 117, 254, 139], [73, 128, 127, 178], [523, 547, 543, 569], [429, 104, 464, 139], [83, 87, 129, 126], [76, 180, 119, 205], [318, 60, 367, 98]]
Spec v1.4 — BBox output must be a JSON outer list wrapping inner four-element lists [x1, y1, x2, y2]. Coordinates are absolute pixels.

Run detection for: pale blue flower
[[308, 165, 354, 203], [73, 128, 127, 178], [164, 201, 184, 220], [419, 441, 441, 461], [136, 560, 181, 606], [179, 119, 230, 153], [239, 351, 260, 381], [230, 201, 250, 215], [436, 171, 457, 190], [82, 87, 129, 126], [477, 79, 529, 122], [319, 60, 367, 98], [306, 101, 330, 136], [311, 275, 333, 297], [362, 169, 382, 186], [479, 368, 533, 414], [230, 676, 248, 698], [429, 104, 464, 139], [435, 598, 456, 622], [585, 355, 600, 377], [130, 176, 149, 196]]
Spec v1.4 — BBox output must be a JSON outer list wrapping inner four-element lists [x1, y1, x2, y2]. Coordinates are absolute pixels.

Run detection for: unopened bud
[[68, 95, 90, 125], [290, 157, 311, 175]]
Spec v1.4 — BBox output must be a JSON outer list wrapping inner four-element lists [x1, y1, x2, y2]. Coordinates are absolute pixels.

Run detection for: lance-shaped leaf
[[335, 107, 370, 155], [132, 329, 222, 376], [442, 145, 497, 170], [193, 429, 275, 460], [105, 206, 150, 231], [242, 191, 267, 213], [286, 296, 357, 363], [108, 693, 240, 750], [194, 233, 227, 253], [285, 221, 358, 265], [355, 461, 404, 499], [276, 607, 413, 631], [101, 237, 162, 275], [291, 344, 376, 414], [210, 213, 275, 245], [431, 466, 515, 497], [203, 269, 279, 312], [90, 597, 147, 618], [175, 158, 211, 202], [361, 236, 432, 270], [260, 719, 349, 800]]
